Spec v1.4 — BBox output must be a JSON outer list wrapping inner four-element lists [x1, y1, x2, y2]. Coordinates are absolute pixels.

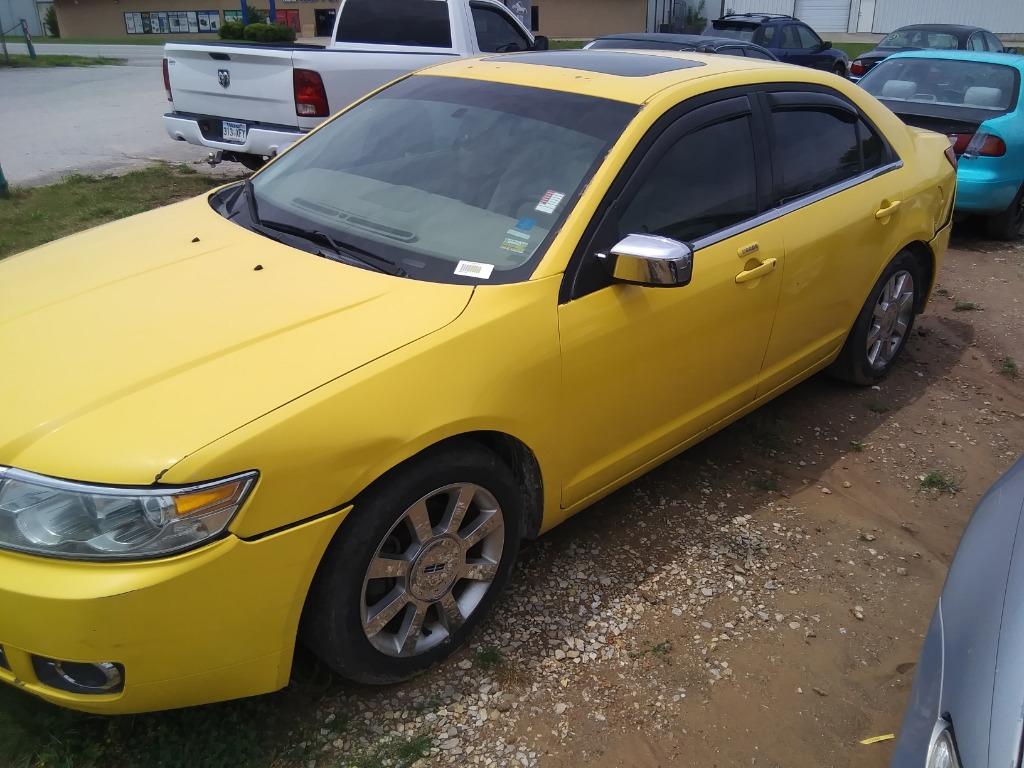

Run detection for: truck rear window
[[336, 0, 452, 48]]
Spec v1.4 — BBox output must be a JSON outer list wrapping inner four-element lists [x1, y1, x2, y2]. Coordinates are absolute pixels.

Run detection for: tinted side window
[[968, 33, 986, 51], [771, 107, 861, 201], [617, 116, 758, 243], [984, 32, 1003, 51], [858, 119, 885, 170], [745, 47, 774, 60], [796, 24, 821, 48], [472, 5, 530, 52], [336, 0, 452, 47], [759, 25, 777, 46], [779, 25, 803, 50]]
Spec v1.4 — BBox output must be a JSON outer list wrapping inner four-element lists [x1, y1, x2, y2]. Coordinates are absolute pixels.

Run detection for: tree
[[44, 6, 60, 38]]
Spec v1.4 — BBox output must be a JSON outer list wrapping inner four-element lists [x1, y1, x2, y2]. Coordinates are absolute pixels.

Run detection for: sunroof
[[482, 50, 705, 77]]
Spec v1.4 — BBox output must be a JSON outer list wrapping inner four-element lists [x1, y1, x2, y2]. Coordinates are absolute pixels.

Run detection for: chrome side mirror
[[598, 234, 693, 287]]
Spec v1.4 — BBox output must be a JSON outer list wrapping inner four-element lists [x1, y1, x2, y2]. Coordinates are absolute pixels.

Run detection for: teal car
[[860, 50, 1024, 239]]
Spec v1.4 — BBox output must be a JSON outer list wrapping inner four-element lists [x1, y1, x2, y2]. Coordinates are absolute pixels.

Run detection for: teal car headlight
[[0, 466, 256, 560]]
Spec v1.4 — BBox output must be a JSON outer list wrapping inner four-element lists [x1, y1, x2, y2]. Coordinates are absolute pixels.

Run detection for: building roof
[[420, 49, 784, 105]]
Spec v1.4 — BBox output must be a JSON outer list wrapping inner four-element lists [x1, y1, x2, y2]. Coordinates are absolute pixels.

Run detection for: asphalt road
[[0, 58, 223, 186]]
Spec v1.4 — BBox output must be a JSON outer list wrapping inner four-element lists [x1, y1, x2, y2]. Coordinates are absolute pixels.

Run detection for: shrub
[[218, 20, 244, 40], [248, 8, 267, 24], [44, 5, 60, 37], [242, 22, 296, 43]]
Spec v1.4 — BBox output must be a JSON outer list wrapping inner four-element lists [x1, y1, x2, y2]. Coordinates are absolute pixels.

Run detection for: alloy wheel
[[360, 483, 504, 657], [866, 269, 915, 370]]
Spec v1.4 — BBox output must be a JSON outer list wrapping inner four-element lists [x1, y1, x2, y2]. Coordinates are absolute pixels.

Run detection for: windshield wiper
[[244, 178, 262, 226], [259, 219, 408, 277]]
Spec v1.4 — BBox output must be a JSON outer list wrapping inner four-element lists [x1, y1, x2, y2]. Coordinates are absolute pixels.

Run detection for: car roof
[[423, 49, 787, 105], [891, 23, 984, 34], [718, 13, 797, 25], [592, 32, 755, 48], [885, 49, 1024, 70]]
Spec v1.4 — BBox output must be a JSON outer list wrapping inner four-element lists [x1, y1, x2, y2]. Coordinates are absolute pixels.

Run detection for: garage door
[[794, 0, 851, 32]]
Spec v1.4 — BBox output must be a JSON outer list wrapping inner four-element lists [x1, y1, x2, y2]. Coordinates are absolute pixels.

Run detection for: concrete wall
[[53, 0, 339, 39], [535, 0, 645, 38]]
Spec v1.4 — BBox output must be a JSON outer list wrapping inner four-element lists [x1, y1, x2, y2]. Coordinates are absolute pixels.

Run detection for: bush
[[44, 5, 60, 37], [247, 8, 267, 24], [242, 22, 296, 43], [218, 20, 244, 39]]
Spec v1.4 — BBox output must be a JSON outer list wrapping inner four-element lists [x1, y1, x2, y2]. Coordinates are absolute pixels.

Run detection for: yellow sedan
[[0, 50, 956, 713]]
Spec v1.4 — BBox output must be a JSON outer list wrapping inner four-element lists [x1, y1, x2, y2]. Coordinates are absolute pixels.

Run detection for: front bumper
[[0, 510, 344, 714], [163, 112, 305, 158], [955, 166, 1021, 215]]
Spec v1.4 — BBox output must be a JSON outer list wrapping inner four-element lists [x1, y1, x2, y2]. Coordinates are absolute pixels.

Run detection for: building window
[[124, 10, 220, 34], [224, 10, 243, 23]]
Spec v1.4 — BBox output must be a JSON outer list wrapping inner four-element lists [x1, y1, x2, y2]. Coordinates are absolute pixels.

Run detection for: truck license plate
[[222, 120, 247, 143]]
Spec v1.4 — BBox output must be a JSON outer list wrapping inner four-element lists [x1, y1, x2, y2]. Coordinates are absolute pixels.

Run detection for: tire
[[830, 251, 924, 385], [833, 62, 847, 77], [984, 184, 1024, 241], [302, 443, 522, 684]]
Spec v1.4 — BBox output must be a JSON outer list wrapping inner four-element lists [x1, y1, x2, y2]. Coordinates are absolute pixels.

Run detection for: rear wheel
[[832, 62, 847, 77], [302, 444, 522, 684], [830, 251, 923, 385], [984, 184, 1024, 241]]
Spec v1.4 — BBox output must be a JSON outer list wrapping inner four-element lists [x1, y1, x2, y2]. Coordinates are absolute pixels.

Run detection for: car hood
[[0, 195, 473, 485]]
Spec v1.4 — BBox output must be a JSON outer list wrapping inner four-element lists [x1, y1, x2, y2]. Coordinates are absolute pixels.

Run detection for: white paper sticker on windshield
[[535, 190, 565, 214], [454, 260, 494, 279]]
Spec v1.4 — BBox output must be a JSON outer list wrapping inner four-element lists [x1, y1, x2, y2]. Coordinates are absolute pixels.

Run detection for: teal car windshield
[[861, 58, 1020, 115]]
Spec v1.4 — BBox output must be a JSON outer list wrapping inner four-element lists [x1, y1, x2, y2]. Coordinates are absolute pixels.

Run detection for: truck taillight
[[294, 69, 329, 118], [162, 58, 172, 102]]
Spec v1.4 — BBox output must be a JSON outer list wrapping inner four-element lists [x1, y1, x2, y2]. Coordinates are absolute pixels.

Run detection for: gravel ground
[[265, 230, 1023, 768]]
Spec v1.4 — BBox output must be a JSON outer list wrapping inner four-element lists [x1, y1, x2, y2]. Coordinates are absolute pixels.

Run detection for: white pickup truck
[[162, 0, 547, 170]]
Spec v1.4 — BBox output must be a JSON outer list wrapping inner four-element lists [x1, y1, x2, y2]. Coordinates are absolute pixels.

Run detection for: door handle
[[735, 258, 777, 284], [875, 200, 902, 219]]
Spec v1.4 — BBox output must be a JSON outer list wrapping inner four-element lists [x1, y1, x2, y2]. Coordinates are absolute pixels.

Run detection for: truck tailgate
[[165, 43, 299, 127]]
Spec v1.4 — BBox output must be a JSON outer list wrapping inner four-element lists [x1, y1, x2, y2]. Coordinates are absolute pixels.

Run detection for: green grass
[[867, 402, 891, 414], [1001, 357, 1020, 379], [750, 472, 780, 492], [348, 735, 432, 768], [3, 35, 166, 45], [0, 684, 321, 768], [829, 41, 875, 59], [954, 301, 982, 312], [0, 164, 235, 260], [920, 469, 960, 494], [475, 646, 505, 671], [849, 440, 866, 453], [550, 38, 587, 49], [0, 53, 123, 68]]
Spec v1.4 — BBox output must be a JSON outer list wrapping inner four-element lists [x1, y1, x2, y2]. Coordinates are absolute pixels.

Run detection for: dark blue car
[[707, 12, 850, 76]]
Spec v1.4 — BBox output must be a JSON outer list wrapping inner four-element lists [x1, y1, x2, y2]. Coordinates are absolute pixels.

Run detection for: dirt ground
[[300, 228, 1023, 768]]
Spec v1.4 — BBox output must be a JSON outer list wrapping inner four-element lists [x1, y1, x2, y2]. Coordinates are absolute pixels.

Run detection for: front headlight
[[0, 467, 256, 560], [927, 724, 962, 768]]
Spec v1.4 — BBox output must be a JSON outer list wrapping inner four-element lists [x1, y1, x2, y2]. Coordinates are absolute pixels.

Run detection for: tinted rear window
[[336, 0, 452, 48], [588, 38, 691, 51], [710, 21, 757, 42], [861, 58, 1020, 113]]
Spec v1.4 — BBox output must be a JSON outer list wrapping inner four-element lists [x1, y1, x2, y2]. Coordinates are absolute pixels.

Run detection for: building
[[718, 0, 1024, 33], [1, 0, 52, 36], [51, 0, 645, 41]]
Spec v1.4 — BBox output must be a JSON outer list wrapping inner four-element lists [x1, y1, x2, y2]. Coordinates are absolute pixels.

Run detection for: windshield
[[878, 29, 959, 50], [710, 21, 757, 42], [861, 58, 1019, 112], [248, 76, 637, 284]]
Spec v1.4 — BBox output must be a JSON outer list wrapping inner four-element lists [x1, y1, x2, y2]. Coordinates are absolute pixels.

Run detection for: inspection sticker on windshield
[[454, 260, 494, 279], [535, 190, 565, 215], [500, 237, 529, 255]]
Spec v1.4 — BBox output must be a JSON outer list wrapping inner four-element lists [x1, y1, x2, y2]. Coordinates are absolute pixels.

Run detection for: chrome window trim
[[690, 159, 904, 252]]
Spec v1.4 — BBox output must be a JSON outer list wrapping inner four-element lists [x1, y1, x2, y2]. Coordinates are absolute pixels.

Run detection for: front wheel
[[830, 251, 923, 385], [302, 444, 522, 684], [984, 184, 1024, 241]]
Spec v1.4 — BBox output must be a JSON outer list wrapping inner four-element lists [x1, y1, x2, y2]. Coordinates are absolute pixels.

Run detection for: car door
[[755, 87, 909, 397], [773, 24, 806, 65], [793, 23, 830, 69], [557, 95, 785, 508], [470, 1, 531, 53]]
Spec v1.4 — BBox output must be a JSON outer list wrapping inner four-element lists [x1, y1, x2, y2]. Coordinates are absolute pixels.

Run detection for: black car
[[706, 13, 849, 75], [585, 32, 778, 61], [849, 24, 1012, 81]]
